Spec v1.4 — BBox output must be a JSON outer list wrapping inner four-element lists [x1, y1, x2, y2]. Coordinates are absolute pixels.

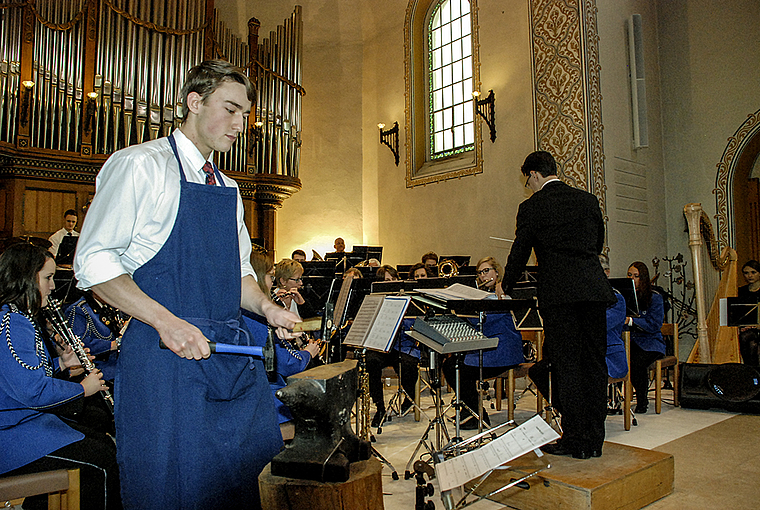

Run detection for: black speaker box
[[680, 363, 760, 413]]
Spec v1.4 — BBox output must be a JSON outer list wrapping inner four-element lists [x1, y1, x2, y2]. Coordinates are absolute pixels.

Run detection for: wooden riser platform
[[471, 442, 673, 510]]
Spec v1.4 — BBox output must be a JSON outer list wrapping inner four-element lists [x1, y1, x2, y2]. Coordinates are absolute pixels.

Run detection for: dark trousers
[[740, 328, 760, 366], [629, 341, 664, 407], [366, 350, 418, 411], [441, 356, 515, 417], [5, 433, 121, 510], [540, 302, 608, 452]]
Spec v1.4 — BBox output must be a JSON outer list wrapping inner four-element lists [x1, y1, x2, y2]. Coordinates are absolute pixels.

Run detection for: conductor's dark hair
[[64, 209, 77, 217], [521, 150, 557, 177], [0, 243, 54, 314], [180, 60, 255, 121]]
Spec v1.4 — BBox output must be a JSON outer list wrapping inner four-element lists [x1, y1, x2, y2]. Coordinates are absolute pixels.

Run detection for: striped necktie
[[202, 161, 216, 185]]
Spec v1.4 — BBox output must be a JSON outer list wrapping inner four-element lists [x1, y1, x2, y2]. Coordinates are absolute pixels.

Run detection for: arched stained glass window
[[428, 0, 474, 159]]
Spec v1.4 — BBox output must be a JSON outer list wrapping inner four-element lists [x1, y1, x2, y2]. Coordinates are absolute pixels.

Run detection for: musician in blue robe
[[0, 243, 120, 510]]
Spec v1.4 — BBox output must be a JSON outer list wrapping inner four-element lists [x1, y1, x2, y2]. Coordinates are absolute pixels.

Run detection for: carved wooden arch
[[714, 108, 760, 250]]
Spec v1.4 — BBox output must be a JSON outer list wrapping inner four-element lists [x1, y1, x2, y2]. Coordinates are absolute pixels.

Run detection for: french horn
[[438, 258, 459, 277]]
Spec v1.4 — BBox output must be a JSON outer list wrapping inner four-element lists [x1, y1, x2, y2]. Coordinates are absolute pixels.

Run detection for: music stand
[[609, 277, 640, 316], [343, 294, 412, 481]]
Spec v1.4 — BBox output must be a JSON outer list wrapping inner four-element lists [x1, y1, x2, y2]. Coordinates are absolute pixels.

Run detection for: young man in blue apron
[[74, 60, 301, 509]]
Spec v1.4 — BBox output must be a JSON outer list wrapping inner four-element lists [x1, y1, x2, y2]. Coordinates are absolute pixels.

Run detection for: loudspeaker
[[627, 14, 648, 148], [680, 363, 760, 413]]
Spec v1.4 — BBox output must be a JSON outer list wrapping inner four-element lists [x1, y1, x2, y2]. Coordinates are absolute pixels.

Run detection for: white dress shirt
[[48, 228, 79, 257], [74, 129, 253, 290]]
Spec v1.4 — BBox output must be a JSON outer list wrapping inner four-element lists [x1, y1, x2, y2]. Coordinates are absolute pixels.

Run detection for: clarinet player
[[0, 243, 120, 510]]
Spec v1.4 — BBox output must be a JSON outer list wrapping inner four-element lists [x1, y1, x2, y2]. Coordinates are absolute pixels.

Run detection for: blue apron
[[115, 135, 282, 509]]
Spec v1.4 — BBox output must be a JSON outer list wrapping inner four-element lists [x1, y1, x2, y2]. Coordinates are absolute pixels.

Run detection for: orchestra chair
[[609, 331, 634, 431], [653, 323, 680, 414], [491, 363, 533, 421], [484, 330, 543, 421], [0, 469, 80, 510]]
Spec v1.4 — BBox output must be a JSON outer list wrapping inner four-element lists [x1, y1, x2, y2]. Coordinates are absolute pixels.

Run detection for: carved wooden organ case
[[0, 0, 303, 251]]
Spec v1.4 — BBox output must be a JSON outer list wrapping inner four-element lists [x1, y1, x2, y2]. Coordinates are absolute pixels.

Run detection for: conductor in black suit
[[503, 151, 615, 459]]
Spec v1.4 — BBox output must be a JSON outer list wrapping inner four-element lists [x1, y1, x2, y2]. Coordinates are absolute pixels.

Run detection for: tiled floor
[[373, 377, 737, 509]]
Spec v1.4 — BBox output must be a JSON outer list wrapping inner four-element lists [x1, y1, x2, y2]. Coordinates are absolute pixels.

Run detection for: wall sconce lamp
[[473, 89, 496, 142], [19, 80, 35, 127], [84, 91, 98, 135], [378, 121, 399, 166], [249, 120, 263, 156]]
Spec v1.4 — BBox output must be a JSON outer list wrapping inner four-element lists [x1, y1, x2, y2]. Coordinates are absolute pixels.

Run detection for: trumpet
[[44, 298, 114, 413]]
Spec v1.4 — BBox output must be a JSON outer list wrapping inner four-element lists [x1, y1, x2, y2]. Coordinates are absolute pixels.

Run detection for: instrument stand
[[376, 335, 430, 435], [542, 368, 562, 434], [403, 350, 452, 479], [356, 349, 399, 480]]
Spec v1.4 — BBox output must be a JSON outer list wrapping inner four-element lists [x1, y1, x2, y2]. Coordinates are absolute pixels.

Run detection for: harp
[[684, 203, 740, 363]]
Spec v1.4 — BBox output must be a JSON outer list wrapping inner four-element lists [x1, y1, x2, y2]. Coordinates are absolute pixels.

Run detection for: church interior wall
[[657, 0, 760, 263], [219, 0, 759, 273]]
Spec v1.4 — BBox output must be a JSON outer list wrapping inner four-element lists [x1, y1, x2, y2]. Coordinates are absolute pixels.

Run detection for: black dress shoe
[[634, 404, 648, 414], [540, 442, 574, 456], [572, 449, 602, 459]]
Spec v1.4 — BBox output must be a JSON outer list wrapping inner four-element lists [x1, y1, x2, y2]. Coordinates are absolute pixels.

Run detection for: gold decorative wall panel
[[529, 0, 607, 219]]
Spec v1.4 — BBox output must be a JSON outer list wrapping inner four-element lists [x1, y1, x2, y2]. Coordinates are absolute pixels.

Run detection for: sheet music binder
[[343, 295, 411, 352]]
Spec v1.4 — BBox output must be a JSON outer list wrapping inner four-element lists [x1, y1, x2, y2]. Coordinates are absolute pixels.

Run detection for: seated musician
[[421, 252, 439, 277], [0, 243, 121, 510], [738, 260, 760, 366], [442, 256, 524, 429], [65, 291, 124, 383], [344, 267, 363, 279], [407, 262, 430, 280], [376, 265, 399, 281], [624, 261, 665, 414], [291, 249, 307, 262], [243, 252, 318, 424], [365, 268, 417, 427], [274, 258, 306, 317]]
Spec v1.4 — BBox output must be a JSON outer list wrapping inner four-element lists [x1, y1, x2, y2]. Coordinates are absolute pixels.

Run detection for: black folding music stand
[[372, 326, 430, 435], [343, 294, 412, 481]]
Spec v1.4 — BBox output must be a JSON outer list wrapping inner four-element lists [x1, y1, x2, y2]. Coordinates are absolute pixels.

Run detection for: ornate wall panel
[[529, 0, 607, 219]]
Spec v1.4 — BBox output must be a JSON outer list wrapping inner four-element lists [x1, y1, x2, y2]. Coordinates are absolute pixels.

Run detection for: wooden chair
[[492, 363, 533, 421], [486, 330, 543, 421], [0, 469, 80, 510], [654, 323, 680, 413], [609, 331, 634, 430]]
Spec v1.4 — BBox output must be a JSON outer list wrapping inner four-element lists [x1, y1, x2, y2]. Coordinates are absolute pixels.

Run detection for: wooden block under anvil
[[272, 360, 372, 482]]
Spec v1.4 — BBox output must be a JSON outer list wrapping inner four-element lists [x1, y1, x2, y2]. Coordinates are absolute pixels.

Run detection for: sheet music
[[343, 295, 411, 352], [434, 415, 560, 492], [364, 296, 411, 351], [417, 283, 492, 301]]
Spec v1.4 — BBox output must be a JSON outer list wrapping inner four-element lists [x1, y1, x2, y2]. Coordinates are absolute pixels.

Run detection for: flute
[[44, 298, 114, 413]]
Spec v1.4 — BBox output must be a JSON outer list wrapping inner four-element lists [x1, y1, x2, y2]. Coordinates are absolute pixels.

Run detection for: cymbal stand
[[403, 349, 452, 479]]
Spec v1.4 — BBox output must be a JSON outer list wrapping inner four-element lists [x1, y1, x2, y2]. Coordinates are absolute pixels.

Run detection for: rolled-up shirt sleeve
[[74, 150, 141, 289]]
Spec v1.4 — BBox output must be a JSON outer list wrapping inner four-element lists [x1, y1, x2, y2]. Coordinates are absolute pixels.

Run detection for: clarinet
[[44, 298, 114, 413]]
